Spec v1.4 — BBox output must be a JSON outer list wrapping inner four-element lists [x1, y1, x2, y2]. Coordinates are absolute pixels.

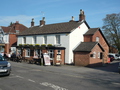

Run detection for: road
[[0, 60, 120, 90]]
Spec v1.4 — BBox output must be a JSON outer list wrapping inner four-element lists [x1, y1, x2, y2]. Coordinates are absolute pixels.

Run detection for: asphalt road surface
[[0, 60, 120, 90]]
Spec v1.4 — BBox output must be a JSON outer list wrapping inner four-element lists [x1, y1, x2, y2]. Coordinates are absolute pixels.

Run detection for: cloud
[[0, 15, 40, 27]]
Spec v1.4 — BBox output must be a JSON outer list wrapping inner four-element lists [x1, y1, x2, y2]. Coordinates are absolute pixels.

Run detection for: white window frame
[[33, 36, 36, 44], [34, 49, 42, 58], [98, 52, 100, 58], [48, 50, 54, 60], [93, 52, 96, 58], [25, 49, 30, 57], [43, 35, 47, 44], [96, 37, 99, 42], [55, 35, 60, 44], [23, 37, 26, 44]]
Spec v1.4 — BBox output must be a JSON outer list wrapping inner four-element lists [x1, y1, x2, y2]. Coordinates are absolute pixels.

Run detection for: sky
[[0, 0, 120, 28]]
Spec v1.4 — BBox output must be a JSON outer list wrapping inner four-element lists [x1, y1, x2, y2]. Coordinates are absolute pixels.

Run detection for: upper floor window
[[43, 35, 47, 44], [56, 35, 60, 44], [96, 37, 99, 42], [23, 37, 26, 44], [33, 36, 36, 44]]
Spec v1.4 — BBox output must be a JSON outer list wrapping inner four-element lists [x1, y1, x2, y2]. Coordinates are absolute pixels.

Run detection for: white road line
[[40, 82, 68, 90], [16, 75, 24, 79], [28, 79, 36, 83]]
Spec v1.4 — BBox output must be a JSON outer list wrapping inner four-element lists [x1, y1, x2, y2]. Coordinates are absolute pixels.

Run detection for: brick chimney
[[69, 16, 74, 22], [40, 17, 45, 26], [31, 18, 34, 27], [79, 9, 85, 21], [15, 21, 19, 30]]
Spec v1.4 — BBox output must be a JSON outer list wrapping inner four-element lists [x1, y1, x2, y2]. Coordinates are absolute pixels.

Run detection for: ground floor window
[[25, 49, 30, 57], [48, 50, 54, 60], [34, 49, 42, 58]]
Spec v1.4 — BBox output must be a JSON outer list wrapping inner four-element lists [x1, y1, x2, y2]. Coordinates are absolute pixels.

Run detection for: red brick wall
[[9, 34, 17, 47], [84, 35, 92, 42], [84, 30, 109, 63], [74, 52, 89, 66], [89, 44, 103, 66], [92, 30, 109, 63], [74, 44, 103, 67], [54, 49, 65, 65]]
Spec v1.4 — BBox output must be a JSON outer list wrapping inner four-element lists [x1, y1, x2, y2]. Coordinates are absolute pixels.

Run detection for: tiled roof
[[18, 21, 83, 36], [84, 28, 99, 35], [1, 23, 28, 34], [73, 42, 104, 52]]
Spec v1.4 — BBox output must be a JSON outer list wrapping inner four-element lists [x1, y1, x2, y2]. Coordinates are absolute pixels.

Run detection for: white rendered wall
[[67, 23, 89, 64]]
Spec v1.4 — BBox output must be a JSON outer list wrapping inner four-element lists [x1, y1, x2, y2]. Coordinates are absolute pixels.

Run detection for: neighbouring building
[[17, 9, 109, 66], [74, 28, 109, 66], [0, 21, 28, 54]]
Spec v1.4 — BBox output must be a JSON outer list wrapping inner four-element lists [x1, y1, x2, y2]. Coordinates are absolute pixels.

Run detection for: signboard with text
[[43, 53, 51, 65]]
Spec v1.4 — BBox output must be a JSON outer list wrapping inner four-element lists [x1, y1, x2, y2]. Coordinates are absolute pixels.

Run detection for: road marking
[[28, 79, 36, 83], [40, 82, 68, 90], [16, 75, 24, 79], [112, 82, 120, 85]]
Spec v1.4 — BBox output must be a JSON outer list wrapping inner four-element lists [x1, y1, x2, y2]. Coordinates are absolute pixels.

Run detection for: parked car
[[109, 53, 120, 60], [0, 55, 11, 76], [118, 62, 120, 74], [108, 55, 114, 62]]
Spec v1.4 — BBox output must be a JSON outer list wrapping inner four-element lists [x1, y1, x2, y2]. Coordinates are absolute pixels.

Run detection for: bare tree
[[102, 13, 120, 53]]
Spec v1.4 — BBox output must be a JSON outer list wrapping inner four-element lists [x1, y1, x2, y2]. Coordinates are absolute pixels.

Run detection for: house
[[17, 9, 90, 65], [17, 9, 109, 66], [74, 28, 109, 66], [0, 21, 28, 54]]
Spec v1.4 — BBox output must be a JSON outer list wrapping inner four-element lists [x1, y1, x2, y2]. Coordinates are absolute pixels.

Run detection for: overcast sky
[[0, 0, 119, 28]]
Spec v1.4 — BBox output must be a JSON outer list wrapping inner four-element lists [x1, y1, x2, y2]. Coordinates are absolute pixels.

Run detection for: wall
[[68, 23, 89, 64], [89, 44, 103, 66], [92, 30, 109, 63], [74, 52, 89, 66]]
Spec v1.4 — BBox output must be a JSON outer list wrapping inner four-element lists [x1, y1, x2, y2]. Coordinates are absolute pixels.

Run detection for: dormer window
[[16, 30, 19, 34]]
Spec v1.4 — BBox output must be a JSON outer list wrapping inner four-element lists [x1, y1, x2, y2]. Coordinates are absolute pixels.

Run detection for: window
[[23, 37, 26, 44], [96, 37, 99, 42], [43, 36, 47, 44], [93, 52, 96, 58], [98, 52, 100, 58], [48, 50, 54, 60], [16, 30, 19, 34], [56, 35, 60, 44], [25, 49, 30, 57], [34, 49, 42, 58], [33, 36, 36, 44], [57, 50, 61, 55]]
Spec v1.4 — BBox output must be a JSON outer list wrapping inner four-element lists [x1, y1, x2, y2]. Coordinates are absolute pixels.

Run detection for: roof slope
[[18, 21, 83, 36], [84, 28, 99, 35], [84, 27, 109, 46], [73, 42, 104, 52], [1, 23, 28, 34]]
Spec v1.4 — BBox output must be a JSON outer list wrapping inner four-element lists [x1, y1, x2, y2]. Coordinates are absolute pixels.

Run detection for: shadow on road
[[90, 60, 120, 73]]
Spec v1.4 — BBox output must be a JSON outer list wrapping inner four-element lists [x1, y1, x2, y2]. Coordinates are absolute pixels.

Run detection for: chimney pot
[[40, 17, 45, 26], [31, 18, 34, 27], [79, 9, 85, 21]]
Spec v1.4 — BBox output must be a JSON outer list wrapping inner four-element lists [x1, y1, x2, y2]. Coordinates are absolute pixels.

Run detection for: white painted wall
[[67, 23, 89, 64]]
